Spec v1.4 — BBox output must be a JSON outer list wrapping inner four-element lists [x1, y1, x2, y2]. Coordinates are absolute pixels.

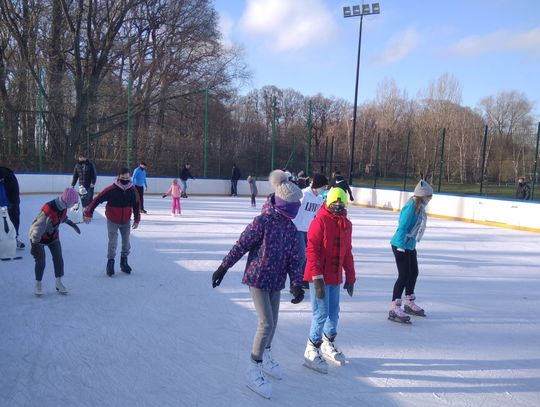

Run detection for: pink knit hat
[[61, 187, 79, 206]]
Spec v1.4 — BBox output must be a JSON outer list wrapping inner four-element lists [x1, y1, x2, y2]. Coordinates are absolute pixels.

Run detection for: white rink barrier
[[15, 173, 540, 233]]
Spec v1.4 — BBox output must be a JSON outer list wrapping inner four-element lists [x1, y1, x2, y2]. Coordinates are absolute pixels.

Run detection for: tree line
[[0, 1, 537, 188]]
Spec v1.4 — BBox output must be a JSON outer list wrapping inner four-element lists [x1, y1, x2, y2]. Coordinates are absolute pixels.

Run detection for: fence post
[[271, 96, 276, 171], [437, 128, 446, 193], [403, 130, 410, 190], [306, 100, 312, 175], [479, 125, 488, 196], [203, 86, 209, 178], [127, 77, 132, 168], [531, 122, 540, 200], [373, 132, 380, 188], [37, 68, 45, 172]]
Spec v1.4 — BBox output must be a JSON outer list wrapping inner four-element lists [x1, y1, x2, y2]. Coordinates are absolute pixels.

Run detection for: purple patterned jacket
[[221, 199, 302, 291]]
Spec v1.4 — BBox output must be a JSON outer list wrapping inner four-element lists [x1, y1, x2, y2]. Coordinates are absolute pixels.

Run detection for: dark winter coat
[[221, 197, 303, 291], [71, 160, 97, 188], [0, 167, 20, 206], [516, 182, 531, 200], [304, 203, 356, 286], [180, 166, 194, 181], [331, 175, 354, 201], [231, 166, 241, 181], [84, 179, 140, 224]]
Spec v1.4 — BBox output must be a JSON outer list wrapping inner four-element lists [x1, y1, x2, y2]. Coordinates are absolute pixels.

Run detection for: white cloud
[[218, 11, 234, 47], [238, 0, 337, 52], [448, 27, 540, 57], [373, 28, 420, 65]]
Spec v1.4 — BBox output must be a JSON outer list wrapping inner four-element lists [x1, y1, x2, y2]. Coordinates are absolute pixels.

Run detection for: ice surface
[[1, 194, 539, 406]]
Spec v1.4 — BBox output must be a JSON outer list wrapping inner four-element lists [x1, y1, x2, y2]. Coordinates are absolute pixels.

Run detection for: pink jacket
[[166, 184, 182, 198]]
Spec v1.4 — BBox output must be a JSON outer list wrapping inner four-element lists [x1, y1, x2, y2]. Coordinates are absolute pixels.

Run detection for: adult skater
[[292, 173, 328, 288], [70, 154, 97, 207], [303, 187, 356, 373], [29, 188, 81, 295], [388, 179, 433, 324], [179, 163, 194, 198], [132, 161, 148, 213], [515, 177, 531, 200], [330, 170, 354, 202], [0, 166, 24, 249], [211, 169, 305, 399], [230, 163, 241, 196], [84, 167, 140, 277]]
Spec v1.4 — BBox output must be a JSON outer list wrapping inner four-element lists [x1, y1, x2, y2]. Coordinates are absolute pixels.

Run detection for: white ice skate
[[246, 359, 272, 399], [388, 299, 411, 324], [404, 294, 426, 317], [262, 348, 282, 380], [320, 334, 346, 365], [55, 277, 68, 294], [35, 281, 43, 296], [303, 340, 328, 374]]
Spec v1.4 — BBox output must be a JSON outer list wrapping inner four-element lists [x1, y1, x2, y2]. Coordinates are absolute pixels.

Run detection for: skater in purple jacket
[[211, 169, 305, 399]]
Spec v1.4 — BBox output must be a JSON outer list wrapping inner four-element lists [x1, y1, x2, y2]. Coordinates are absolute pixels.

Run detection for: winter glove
[[162, 194, 167, 198], [83, 216, 92, 224], [65, 219, 81, 235], [290, 285, 305, 304], [343, 282, 354, 297], [132, 223, 139, 230], [212, 265, 227, 288], [30, 243, 40, 257], [313, 278, 325, 299]]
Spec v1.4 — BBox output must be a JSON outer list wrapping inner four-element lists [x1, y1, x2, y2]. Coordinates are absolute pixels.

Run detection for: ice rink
[[1, 194, 539, 407]]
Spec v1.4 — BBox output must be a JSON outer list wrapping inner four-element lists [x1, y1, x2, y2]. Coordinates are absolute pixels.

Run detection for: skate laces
[[405, 295, 423, 311]]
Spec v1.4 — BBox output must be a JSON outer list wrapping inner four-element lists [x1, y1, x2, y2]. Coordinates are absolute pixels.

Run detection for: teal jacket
[[390, 199, 419, 250]]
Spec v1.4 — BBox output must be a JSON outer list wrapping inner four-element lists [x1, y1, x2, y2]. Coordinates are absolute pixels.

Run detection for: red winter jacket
[[84, 180, 140, 224], [304, 203, 356, 286]]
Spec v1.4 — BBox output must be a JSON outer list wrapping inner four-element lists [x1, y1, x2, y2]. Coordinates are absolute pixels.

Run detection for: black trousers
[[230, 180, 238, 196], [7, 204, 20, 236], [391, 245, 419, 301], [81, 186, 94, 207], [136, 185, 145, 210], [33, 239, 64, 281]]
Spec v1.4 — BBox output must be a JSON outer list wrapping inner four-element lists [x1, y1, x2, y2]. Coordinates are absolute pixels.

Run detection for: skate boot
[[320, 333, 346, 365], [16, 239, 25, 250], [388, 299, 411, 324], [262, 347, 282, 380], [303, 339, 328, 374], [120, 256, 132, 274], [106, 259, 115, 277], [404, 294, 426, 316], [246, 358, 272, 399], [35, 281, 43, 296], [55, 277, 68, 294]]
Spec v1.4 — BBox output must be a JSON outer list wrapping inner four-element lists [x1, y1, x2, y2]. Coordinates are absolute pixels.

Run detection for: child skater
[[211, 169, 305, 399], [247, 174, 258, 207], [388, 179, 433, 324], [162, 179, 182, 216], [29, 187, 81, 296], [303, 187, 356, 374]]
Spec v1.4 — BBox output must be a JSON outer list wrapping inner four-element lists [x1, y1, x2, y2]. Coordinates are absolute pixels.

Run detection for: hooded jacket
[[84, 179, 140, 224], [304, 203, 356, 285], [29, 198, 68, 244], [221, 196, 302, 291]]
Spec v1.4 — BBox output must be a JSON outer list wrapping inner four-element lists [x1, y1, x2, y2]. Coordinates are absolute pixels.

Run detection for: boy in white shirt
[[292, 173, 328, 288]]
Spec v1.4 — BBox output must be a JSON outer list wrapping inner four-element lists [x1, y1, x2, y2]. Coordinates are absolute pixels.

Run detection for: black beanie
[[311, 173, 328, 189]]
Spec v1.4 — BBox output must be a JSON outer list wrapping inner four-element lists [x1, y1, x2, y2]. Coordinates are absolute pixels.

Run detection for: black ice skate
[[120, 256, 132, 274], [106, 259, 115, 277]]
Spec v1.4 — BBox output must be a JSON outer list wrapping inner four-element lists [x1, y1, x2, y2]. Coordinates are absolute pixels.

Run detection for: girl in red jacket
[[303, 187, 356, 374]]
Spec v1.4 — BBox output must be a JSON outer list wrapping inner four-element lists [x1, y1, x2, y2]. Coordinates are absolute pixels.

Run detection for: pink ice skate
[[404, 294, 426, 317]]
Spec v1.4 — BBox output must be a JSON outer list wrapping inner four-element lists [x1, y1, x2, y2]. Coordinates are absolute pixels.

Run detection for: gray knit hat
[[269, 170, 302, 202], [413, 179, 434, 197]]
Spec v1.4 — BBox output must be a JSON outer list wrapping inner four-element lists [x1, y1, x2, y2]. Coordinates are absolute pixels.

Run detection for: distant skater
[[162, 179, 182, 216], [247, 174, 258, 207]]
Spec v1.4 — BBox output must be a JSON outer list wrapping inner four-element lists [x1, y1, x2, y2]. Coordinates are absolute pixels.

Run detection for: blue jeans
[[180, 180, 188, 195], [296, 231, 307, 275], [308, 283, 340, 343]]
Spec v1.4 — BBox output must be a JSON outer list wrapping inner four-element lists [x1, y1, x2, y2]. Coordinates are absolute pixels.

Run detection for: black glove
[[65, 219, 81, 234], [162, 194, 167, 198], [343, 282, 354, 297], [314, 278, 325, 299], [290, 285, 305, 304], [212, 265, 227, 288], [30, 243, 40, 257]]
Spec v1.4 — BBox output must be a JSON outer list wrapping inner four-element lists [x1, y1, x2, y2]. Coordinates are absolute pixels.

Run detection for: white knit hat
[[413, 179, 434, 197], [269, 170, 302, 202]]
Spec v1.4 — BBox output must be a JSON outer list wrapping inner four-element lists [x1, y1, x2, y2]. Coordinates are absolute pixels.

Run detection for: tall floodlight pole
[[343, 3, 380, 186]]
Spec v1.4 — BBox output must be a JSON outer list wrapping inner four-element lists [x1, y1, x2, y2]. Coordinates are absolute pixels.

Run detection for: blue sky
[[214, 0, 540, 117]]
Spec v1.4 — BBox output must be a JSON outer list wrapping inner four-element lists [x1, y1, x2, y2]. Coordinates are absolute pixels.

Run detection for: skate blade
[[303, 361, 328, 374], [404, 310, 426, 317], [34, 292, 43, 297], [388, 316, 412, 324], [322, 355, 346, 366], [246, 384, 271, 399]]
